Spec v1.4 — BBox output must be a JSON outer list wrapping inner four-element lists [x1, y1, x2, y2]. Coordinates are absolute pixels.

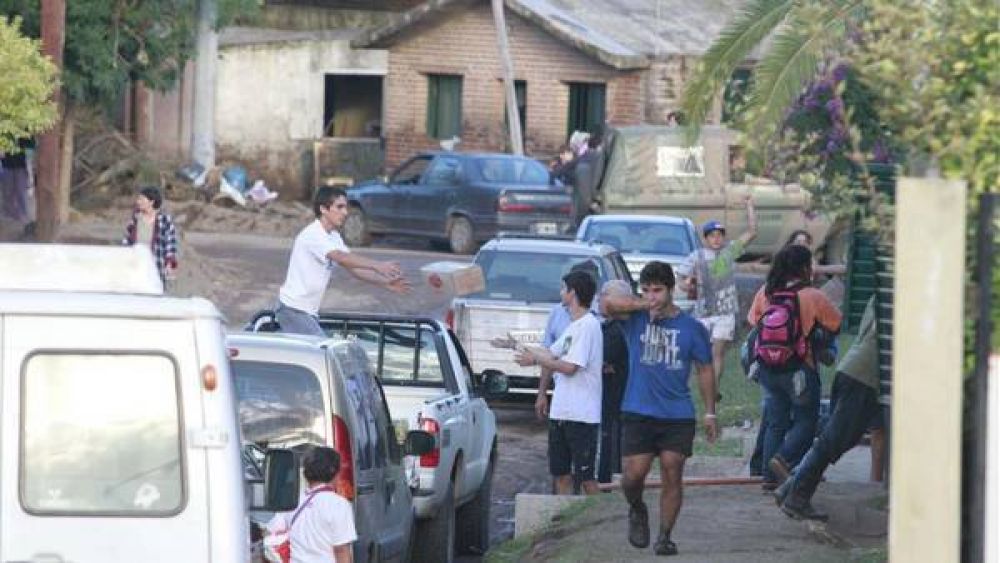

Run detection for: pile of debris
[[70, 113, 279, 212]]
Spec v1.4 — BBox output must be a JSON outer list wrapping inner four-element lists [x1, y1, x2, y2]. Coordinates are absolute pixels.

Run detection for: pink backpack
[[753, 287, 808, 368]]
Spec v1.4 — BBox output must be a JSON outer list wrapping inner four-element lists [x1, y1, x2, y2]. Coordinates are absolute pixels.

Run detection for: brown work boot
[[768, 455, 792, 485], [628, 501, 650, 548]]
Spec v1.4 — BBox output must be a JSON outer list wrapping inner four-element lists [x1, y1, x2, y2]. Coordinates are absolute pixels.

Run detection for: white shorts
[[698, 314, 736, 342]]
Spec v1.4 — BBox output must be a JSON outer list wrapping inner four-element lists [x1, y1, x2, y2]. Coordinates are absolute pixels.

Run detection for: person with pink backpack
[[747, 245, 841, 490]]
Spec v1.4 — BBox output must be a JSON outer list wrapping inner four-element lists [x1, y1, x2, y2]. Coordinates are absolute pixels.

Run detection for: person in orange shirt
[[747, 245, 841, 488]]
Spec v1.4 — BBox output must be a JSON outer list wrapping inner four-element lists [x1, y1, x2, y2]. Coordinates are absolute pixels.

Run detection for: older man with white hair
[[596, 279, 634, 483]]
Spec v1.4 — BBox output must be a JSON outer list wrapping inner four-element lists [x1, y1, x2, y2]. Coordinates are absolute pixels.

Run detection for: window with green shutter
[[567, 82, 606, 137], [427, 74, 463, 139]]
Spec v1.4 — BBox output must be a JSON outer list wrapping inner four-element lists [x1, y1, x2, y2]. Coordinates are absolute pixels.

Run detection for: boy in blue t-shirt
[[603, 261, 717, 557]]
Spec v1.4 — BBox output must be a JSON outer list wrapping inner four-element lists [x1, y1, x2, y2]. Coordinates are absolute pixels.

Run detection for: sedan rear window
[[581, 221, 693, 256], [233, 360, 326, 449], [469, 250, 605, 303], [475, 157, 549, 184]]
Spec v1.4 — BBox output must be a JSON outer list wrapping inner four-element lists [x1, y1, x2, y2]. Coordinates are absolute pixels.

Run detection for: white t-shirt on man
[[547, 313, 603, 424], [289, 489, 357, 563], [279, 220, 350, 315]]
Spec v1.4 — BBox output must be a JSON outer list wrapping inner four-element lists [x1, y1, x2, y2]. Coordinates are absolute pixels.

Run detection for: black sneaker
[[781, 494, 829, 521], [628, 502, 650, 548], [654, 532, 679, 556]]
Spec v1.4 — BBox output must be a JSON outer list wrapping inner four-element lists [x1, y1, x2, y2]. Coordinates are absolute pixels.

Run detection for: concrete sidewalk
[[502, 482, 886, 562], [499, 443, 887, 562]]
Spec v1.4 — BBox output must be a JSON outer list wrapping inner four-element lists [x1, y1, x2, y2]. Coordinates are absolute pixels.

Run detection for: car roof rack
[[495, 232, 576, 241]]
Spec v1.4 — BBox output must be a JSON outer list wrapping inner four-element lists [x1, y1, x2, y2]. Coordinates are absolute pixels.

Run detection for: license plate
[[509, 330, 544, 345], [532, 222, 558, 235]]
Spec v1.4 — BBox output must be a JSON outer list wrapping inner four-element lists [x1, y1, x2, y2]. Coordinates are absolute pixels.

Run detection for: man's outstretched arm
[[328, 249, 403, 279], [346, 267, 411, 294]]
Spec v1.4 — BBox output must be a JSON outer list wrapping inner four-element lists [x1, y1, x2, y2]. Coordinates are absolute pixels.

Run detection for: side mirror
[[248, 449, 299, 512], [480, 369, 509, 400], [403, 430, 436, 457]]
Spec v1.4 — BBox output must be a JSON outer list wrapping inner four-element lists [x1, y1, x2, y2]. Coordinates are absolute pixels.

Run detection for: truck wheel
[[448, 217, 476, 255], [343, 207, 372, 247], [413, 481, 455, 563], [455, 457, 494, 555]]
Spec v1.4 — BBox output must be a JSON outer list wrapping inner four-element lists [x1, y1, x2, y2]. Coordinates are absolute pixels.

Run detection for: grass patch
[[484, 496, 600, 563], [851, 547, 888, 562], [691, 332, 859, 429], [693, 436, 744, 457]]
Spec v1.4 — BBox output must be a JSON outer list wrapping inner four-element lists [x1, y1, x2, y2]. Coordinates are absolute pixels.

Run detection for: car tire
[[448, 216, 476, 255], [413, 480, 456, 563], [343, 207, 372, 247], [455, 455, 494, 555]]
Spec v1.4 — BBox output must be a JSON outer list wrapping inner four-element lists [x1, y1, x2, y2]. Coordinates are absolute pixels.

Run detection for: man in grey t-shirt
[[680, 196, 756, 397]]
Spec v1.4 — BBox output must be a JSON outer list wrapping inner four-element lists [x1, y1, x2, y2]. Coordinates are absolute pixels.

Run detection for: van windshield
[[233, 360, 326, 448], [468, 250, 604, 303]]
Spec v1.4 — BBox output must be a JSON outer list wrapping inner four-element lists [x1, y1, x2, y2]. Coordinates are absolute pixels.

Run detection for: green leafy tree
[[0, 16, 57, 153], [0, 0, 258, 109], [848, 0, 999, 196]]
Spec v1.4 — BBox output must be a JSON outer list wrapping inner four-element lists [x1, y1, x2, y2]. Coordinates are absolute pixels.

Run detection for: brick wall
[[643, 55, 722, 126], [383, 4, 644, 169]]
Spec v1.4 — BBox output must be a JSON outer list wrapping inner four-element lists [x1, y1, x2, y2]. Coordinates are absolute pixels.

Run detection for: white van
[[0, 244, 274, 562]]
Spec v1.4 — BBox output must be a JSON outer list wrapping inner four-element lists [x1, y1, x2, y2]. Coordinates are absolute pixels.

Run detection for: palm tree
[[681, 0, 864, 144]]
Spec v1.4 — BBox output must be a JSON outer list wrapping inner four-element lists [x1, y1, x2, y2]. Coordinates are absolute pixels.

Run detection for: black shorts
[[621, 414, 696, 458], [548, 419, 599, 480]]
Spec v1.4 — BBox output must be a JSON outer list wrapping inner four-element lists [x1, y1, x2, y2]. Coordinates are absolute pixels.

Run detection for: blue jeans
[[758, 365, 821, 482], [275, 302, 325, 336], [787, 373, 880, 499]]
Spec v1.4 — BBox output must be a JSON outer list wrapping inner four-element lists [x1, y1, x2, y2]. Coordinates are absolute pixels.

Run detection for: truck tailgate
[[454, 300, 552, 381], [382, 386, 452, 426]]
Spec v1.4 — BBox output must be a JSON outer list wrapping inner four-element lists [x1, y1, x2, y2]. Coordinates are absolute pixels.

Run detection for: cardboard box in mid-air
[[419, 261, 485, 296]]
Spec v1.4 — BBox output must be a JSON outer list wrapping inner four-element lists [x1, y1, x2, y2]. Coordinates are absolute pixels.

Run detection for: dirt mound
[[79, 195, 312, 239]]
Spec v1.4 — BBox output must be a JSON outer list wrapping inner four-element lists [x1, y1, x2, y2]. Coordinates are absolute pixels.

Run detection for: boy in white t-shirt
[[514, 270, 604, 495], [277, 187, 410, 335], [290, 447, 357, 563]]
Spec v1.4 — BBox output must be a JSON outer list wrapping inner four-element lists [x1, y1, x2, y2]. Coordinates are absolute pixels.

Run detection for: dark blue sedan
[[343, 152, 574, 254]]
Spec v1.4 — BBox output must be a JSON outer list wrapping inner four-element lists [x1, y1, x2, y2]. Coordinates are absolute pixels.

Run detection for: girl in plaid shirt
[[122, 186, 178, 284]]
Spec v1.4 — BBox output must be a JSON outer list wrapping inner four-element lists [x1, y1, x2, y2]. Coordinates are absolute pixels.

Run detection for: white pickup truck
[[247, 311, 506, 562], [448, 236, 634, 394]]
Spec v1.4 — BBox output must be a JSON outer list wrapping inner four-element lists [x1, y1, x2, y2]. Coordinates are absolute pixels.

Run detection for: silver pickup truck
[[246, 312, 506, 562], [447, 236, 634, 393]]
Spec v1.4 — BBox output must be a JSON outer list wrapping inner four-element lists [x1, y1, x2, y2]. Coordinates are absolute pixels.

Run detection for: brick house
[[353, 0, 743, 168]]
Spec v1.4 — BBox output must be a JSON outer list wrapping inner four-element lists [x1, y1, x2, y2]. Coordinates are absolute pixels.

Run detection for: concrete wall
[[382, 4, 644, 169], [214, 39, 387, 198]]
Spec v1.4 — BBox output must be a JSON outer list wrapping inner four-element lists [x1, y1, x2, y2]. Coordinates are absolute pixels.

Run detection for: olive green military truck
[[589, 125, 840, 258]]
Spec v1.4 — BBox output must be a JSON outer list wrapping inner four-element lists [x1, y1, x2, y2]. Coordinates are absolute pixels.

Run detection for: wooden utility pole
[[35, 0, 66, 241], [491, 0, 523, 155], [191, 0, 218, 169]]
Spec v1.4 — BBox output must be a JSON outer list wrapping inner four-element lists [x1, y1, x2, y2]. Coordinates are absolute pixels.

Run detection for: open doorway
[[323, 75, 383, 138]]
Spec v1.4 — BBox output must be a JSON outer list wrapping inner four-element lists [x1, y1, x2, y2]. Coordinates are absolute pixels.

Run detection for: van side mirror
[[248, 449, 299, 512], [404, 430, 436, 457], [480, 369, 509, 400]]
